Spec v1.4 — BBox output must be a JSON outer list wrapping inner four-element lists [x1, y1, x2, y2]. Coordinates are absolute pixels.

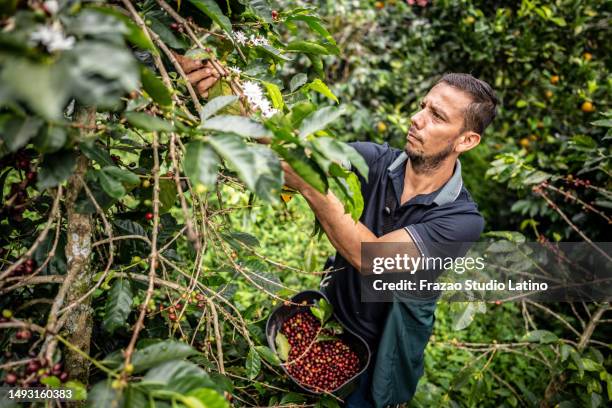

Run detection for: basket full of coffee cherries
[[266, 290, 371, 397]]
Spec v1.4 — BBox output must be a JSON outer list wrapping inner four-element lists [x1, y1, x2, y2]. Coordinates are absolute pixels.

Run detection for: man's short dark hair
[[436, 73, 498, 135]]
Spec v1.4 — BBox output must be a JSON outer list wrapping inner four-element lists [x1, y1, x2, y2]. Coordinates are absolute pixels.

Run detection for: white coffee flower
[[30, 24, 75, 52], [228, 66, 242, 75], [234, 31, 248, 45], [43, 0, 59, 15], [242, 81, 278, 118], [248, 34, 270, 47]]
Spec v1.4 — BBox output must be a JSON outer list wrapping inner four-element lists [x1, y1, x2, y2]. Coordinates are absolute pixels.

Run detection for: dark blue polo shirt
[[323, 141, 485, 348]]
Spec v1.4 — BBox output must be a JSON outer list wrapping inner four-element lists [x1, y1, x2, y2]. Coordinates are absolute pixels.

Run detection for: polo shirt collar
[[387, 151, 463, 206]]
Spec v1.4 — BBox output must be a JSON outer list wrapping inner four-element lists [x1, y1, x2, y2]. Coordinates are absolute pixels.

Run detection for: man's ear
[[455, 131, 481, 153]]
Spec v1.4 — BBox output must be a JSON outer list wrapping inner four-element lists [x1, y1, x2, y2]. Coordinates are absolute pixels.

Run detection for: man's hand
[[173, 52, 221, 98]]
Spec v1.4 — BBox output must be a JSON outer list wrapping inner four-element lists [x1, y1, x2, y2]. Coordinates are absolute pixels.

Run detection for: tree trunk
[[62, 106, 95, 384]]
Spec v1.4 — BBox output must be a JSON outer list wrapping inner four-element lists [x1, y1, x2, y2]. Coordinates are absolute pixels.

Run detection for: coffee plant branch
[[0, 186, 62, 283]]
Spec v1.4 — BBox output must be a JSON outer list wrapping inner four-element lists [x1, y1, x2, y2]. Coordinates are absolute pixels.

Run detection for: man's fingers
[[196, 76, 220, 96], [187, 68, 214, 84], [173, 52, 204, 74]]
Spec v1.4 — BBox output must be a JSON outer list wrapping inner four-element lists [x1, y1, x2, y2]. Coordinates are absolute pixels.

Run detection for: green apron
[[370, 297, 436, 407]]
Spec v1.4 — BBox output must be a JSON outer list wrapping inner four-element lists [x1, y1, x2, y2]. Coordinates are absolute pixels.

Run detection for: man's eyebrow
[[429, 103, 450, 121]]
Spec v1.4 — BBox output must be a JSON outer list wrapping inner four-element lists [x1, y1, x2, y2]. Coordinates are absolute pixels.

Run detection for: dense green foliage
[[0, 0, 609, 407]]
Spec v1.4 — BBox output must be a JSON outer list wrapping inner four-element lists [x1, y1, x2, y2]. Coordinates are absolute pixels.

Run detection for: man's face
[[405, 83, 474, 172]]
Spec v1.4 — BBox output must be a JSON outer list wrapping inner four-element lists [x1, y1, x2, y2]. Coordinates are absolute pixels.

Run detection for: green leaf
[[299, 106, 346, 138], [263, 81, 284, 110], [1, 59, 70, 120], [343, 172, 365, 220], [68, 9, 128, 38], [103, 279, 133, 333], [201, 115, 271, 139], [127, 341, 199, 373], [306, 78, 338, 103], [570, 350, 585, 377], [65, 380, 87, 401], [124, 386, 148, 408], [246, 348, 262, 379], [143, 360, 213, 393], [102, 166, 140, 186], [34, 124, 67, 154], [257, 44, 294, 61], [591, 119, 612, 128], [310, 136, 369, 180], [186, 389, 229, 408], [68, 41, 140, 107], [523, 170, 551, 185], [188, 0, 232, 34], [146, 15, 188, 49], [290, 73, 308, 92], [80, 142, 114, 167], [280, 393, 306, 405], [275, 332, 290, 361], [273, 145, 327, 194], [184, 141, 220, 188], [248, 0, 273, 23], [582, 358, 603, 372], [0, 116, 43, 152], [40, 375, 61, 388], [140, 65, 172, 107], [208, 134, 257, 188], [200, 95, 239, 121], [88, 6, 157, 52], [287, 15, 337, 47], [450, 302, 486, 331], [96, 169, 125, 199], [250, 145, 283, 203], [286, 40, 331, 55], [255, 345, 281, 366], [37, 150, 77, 190], [125, 112, 174, 132], [86, 381, 123, 408], [288, 101, 316, 127], [310, 298, 333, 325], [159, 178, 178, 213], [521, 329, 558, 344]]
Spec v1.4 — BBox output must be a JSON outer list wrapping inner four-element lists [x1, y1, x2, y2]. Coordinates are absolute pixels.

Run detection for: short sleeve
[[405, 212, 485, 259]]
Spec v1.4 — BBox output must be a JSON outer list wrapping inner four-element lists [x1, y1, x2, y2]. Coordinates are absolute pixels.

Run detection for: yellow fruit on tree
[[377, 121, 387, 133], [374, 1, 384, 9], [529, 134, 538, 141], [583, 52, 592, 61], [550, 75, 560, 85], [581, 101, 595, 113], [141, 179, 151, 188], [519, 138, 530, 148], [545, 90, 553, 99], [195, 183, 207, 194]]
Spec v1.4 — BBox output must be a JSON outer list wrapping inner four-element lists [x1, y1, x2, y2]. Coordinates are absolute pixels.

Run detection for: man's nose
[[411, 110, 425, 129]]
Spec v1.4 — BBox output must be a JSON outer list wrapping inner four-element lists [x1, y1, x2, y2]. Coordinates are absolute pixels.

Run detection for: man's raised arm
[[281, 162, 416, 271]]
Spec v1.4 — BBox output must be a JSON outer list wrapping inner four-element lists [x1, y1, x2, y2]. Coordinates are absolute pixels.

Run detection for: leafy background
[[0, 0, 610, 407]]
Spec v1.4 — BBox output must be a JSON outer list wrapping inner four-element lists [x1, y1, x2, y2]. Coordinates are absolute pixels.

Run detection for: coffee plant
[[1, 0, 610, 407], [0, 0, 367, 406]]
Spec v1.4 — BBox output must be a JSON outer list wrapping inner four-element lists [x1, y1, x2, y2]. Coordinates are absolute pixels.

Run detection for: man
[[177, 57, 497, 405], [282, 73, 497, 407]]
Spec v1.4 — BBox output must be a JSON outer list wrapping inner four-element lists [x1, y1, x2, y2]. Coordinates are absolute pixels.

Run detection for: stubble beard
[[404, 141, 455, 174]]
